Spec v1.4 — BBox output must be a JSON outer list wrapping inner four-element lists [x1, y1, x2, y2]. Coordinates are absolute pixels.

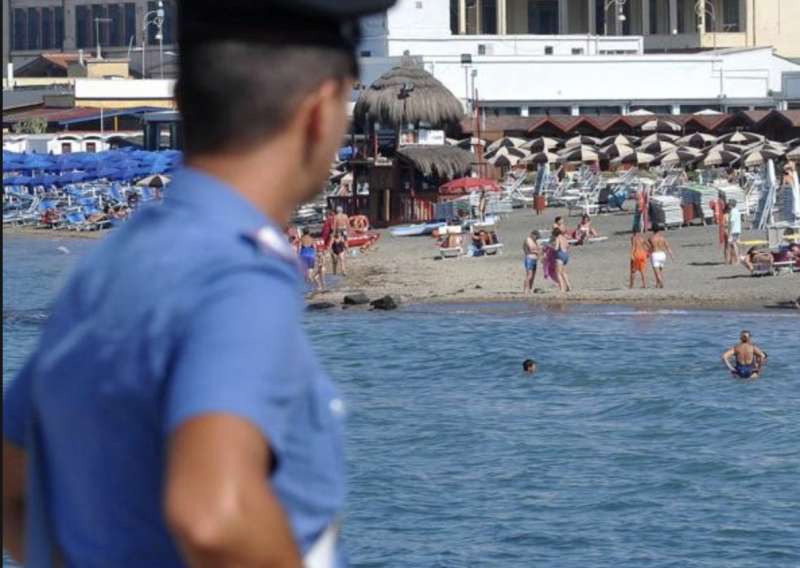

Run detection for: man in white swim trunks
[[648, 225, 675, 289]]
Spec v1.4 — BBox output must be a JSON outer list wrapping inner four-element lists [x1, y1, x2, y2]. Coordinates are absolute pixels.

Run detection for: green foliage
[[12, 116, 48, 134]]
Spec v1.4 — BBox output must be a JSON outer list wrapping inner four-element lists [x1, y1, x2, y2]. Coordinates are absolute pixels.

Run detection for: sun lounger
[[439, 246, 463, 259], [483, 243, 504, 255]]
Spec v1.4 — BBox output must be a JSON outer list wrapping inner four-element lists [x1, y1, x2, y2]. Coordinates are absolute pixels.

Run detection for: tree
[[12, 116, 49, 134]]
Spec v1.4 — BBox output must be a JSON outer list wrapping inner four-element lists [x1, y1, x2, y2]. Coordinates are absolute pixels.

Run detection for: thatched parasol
[[739, 148, 785, 168], [676, 132, 717, 148], [652, 147, 701, 167], [522, 137, 561, 151], [705, 143, 745, 155], [639, 140, 676, 154], [611, 151, 655, 166], [565, 135, 600, 148], [702, 149, 740, 167], [486, 136, 528, 153], [600, 134, 638, 146], [354, 56, 464, 128], [640, 119, 681, 133], [641, 133, 679, 145], [521, 150, 560, 165], [486, 146, 529, 167], [718, 131, 764, 145], [395, 145, 473, 179], [599, 144, 634, 160]]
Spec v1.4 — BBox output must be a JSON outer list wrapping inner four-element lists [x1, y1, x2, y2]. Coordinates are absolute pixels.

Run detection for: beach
[[316, 207, 799, 311]]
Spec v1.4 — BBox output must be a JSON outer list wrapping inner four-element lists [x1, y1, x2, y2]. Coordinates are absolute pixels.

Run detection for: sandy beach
[[316, 207, 799, 311]]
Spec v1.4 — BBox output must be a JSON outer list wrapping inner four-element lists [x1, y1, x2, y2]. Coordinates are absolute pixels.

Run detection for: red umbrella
[[439, 177, 500, 195]]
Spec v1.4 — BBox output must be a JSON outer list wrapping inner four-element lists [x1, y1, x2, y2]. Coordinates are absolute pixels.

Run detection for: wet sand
[[315, 207, 799, 311]]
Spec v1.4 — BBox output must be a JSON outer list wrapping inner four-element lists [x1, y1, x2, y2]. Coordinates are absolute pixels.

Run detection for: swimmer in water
[[523, 359, 538, 375], [722, 330, 767, 379]]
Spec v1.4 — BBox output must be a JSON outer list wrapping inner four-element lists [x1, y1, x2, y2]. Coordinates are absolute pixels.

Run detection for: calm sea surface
[[3, 235, 800, 567]]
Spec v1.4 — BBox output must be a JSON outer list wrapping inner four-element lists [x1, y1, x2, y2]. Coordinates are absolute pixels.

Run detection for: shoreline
[[3, 226, 109, 240]]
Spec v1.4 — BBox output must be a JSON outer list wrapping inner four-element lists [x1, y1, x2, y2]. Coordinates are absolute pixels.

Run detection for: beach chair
[[438, 225, 463, 259]]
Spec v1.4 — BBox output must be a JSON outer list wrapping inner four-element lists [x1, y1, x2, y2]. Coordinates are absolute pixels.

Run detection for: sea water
[[3, 236, 800, 567]]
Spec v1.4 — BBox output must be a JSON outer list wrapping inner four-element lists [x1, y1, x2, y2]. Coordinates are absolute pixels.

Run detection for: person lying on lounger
[[722, 331, 767, 379], [740, 247, 773, 274]]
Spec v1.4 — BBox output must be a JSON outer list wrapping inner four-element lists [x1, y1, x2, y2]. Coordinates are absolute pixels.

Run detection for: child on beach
[[523, 230, 541, 294], [629, 231, 650, 288]]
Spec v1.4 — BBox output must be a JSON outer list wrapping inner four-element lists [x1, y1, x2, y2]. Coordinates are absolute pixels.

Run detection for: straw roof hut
[[354, 56, 464, 128], [395, 145, 473, 179]]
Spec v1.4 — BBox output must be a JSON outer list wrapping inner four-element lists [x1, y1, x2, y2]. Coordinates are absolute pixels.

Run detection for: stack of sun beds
[[650, 195, 683, 228], [681, 185, 717, 220]]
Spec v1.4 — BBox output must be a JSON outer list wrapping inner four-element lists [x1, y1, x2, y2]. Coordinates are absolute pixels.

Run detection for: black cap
[[180, 0, 396, 51]]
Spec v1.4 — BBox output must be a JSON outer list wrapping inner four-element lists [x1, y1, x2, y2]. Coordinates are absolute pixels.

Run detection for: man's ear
[[299, 79, 346, 166]]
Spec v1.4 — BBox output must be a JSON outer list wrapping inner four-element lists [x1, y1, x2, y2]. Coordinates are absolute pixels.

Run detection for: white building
[[358, 0, 800, 116]]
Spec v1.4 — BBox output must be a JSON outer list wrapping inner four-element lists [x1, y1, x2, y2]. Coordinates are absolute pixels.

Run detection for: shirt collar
[[165, 166, 276, 234]]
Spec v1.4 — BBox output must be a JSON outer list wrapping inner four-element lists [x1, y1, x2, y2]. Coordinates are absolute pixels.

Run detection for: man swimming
[[523, 359, 538, 375], [722, 331, 768, 379]]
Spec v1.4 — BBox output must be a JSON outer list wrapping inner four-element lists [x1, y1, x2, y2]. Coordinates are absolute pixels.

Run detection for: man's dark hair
[[176, 42, 356, 157], [523, 359, 536, 371], [653, 225, 663, 233]]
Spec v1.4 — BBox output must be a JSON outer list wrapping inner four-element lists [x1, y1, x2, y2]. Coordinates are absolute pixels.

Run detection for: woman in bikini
[[330, 230, 348, 276], [629, 231, 650, 288], [552, 227, 572, 292], [575, 214, 599, 245]]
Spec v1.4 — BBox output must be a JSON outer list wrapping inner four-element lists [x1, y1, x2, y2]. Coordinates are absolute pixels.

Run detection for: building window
[[630, 105, 671, 114], [481, 0, 497, 34], [680, 104, 722, 113], [544, 45, 554, 55], [360, 50, 371, 57], [529, 106, 571, 115], [722, 0, 740, 31], [581, 105, 621, 115], [528, 0, 558, 34], [55, 7, 64, 49], [450, 0, 459, 34], [91, 4, 107, 47], [85, 142, 97, 153], [571, 48, 584, 55], [148, 1, 178, 45], [489, 107, 521, 116], [28, 8, 41, 50], [76, 5, 90, 48], [61, 143, 72, 154], [109, 5, 122, 47], [478, 44, 486, 55], [13, 9, 27, 51], [124, 4, 136, 47], [42, 9, 53, 50]]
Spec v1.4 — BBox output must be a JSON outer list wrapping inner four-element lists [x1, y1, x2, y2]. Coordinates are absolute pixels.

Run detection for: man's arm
[[2, 440, 27, 563], [165, 415, 301, 568], [753, 346, 768, 367], [721, 348, 736, 372]]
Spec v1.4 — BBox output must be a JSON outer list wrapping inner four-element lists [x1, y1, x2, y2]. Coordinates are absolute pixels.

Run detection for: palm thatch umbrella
[[676, 132, 717, 148], [565, 135, 600, 147], [485, 136, 528, 153], [639, 140, 677, 154], [560, 146, 599, 163], [702, 149, 740, 167], [353, 56, 464, 128], [522, 137, 561, 151], [718, 131, 764, 145], [600, 134, 638, 146], [395, 145, 473, 179], [652, 147, 702, 167], [612, 151, 655, 167], [640, 119, 681, 133], [599, 143, 634, 160], [521, 150, 560, 165], [641, 132, 679, 145], [739, 148, 785, 168], [486, 146, 529, 167], [788, 146, 800, 161]]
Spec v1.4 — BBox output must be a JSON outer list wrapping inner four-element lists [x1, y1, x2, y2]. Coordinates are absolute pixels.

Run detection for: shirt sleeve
[[3, 355, 37, 447], [164, 266, 304, 462]]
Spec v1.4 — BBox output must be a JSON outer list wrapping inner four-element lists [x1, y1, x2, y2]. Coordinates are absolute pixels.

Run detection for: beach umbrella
[[702, 149, 740, 167], [559, 146, 599, 163], [788, 146, 800, 161], [521, 150, 560, 165], [652, 147, 702, 167], [785, 138, 800, 149], [521, 137, 561, 151], [611, 151, 655, 166], [439, 177, 500, 195], [486, 146, 529, 167], [564, 135, 600, 148], [718, 131, 764, 145], [599, 134, 638, 146], [639, 140, 676, 154], [640, 133, 679, 145], [705, 143, 745, 155], [599, 143, 634, 160], [739, 148, 785, 168], [676, 132, 717, 148], [640, 119, 681, 133], [136, 174, 171, 188], [485, 136, 527, 153], [455, 137, 486, 151]]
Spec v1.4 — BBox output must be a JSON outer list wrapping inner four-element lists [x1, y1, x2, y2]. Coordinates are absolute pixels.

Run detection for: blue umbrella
[[6, 175, 34, 186]]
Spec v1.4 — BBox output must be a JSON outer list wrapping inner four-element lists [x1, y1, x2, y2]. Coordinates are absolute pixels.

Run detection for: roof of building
[[2, 106, 165, 126]]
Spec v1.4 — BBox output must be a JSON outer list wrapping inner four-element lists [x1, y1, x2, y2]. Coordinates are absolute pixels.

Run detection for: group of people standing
[[629, 226, 676, 289], [522, 216, 575, 294], [291, 206, 351, 292]]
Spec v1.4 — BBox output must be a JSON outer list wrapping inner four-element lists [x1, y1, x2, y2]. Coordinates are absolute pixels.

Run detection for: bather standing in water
[[722, 331, 767, 379]]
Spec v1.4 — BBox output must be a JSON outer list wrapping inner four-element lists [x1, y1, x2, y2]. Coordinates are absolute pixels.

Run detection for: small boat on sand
[[390, 221, 447, 237]]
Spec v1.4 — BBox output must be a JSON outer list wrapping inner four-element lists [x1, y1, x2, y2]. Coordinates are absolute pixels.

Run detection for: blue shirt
[[3, 168, 346, 566]]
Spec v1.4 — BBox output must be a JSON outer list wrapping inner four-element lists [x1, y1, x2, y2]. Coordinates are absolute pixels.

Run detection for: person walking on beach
[[2, 1, 393, 566], [726, 199, 742, 266], [648, 225, 675, 288], [552, 227, 572, 292], [523, 230, 542, 294], [333, 205, 350, 239], [722, 331, 768, 379], [629, 231, 650, 289], [331, 229, 348, 276]]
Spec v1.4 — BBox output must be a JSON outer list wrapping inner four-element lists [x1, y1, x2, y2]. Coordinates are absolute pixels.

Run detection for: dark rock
[[455, 288, 465, 294], [307, 302, 336, 311], [370, 295, 399, 311], [474, 285, 483, 289], [343, 293, 370, 305]]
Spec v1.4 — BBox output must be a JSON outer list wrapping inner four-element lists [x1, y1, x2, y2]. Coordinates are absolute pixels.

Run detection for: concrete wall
[[73, 78, 174, 106], [385, 0, 451, 38], [746, 0, 800, 59]]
